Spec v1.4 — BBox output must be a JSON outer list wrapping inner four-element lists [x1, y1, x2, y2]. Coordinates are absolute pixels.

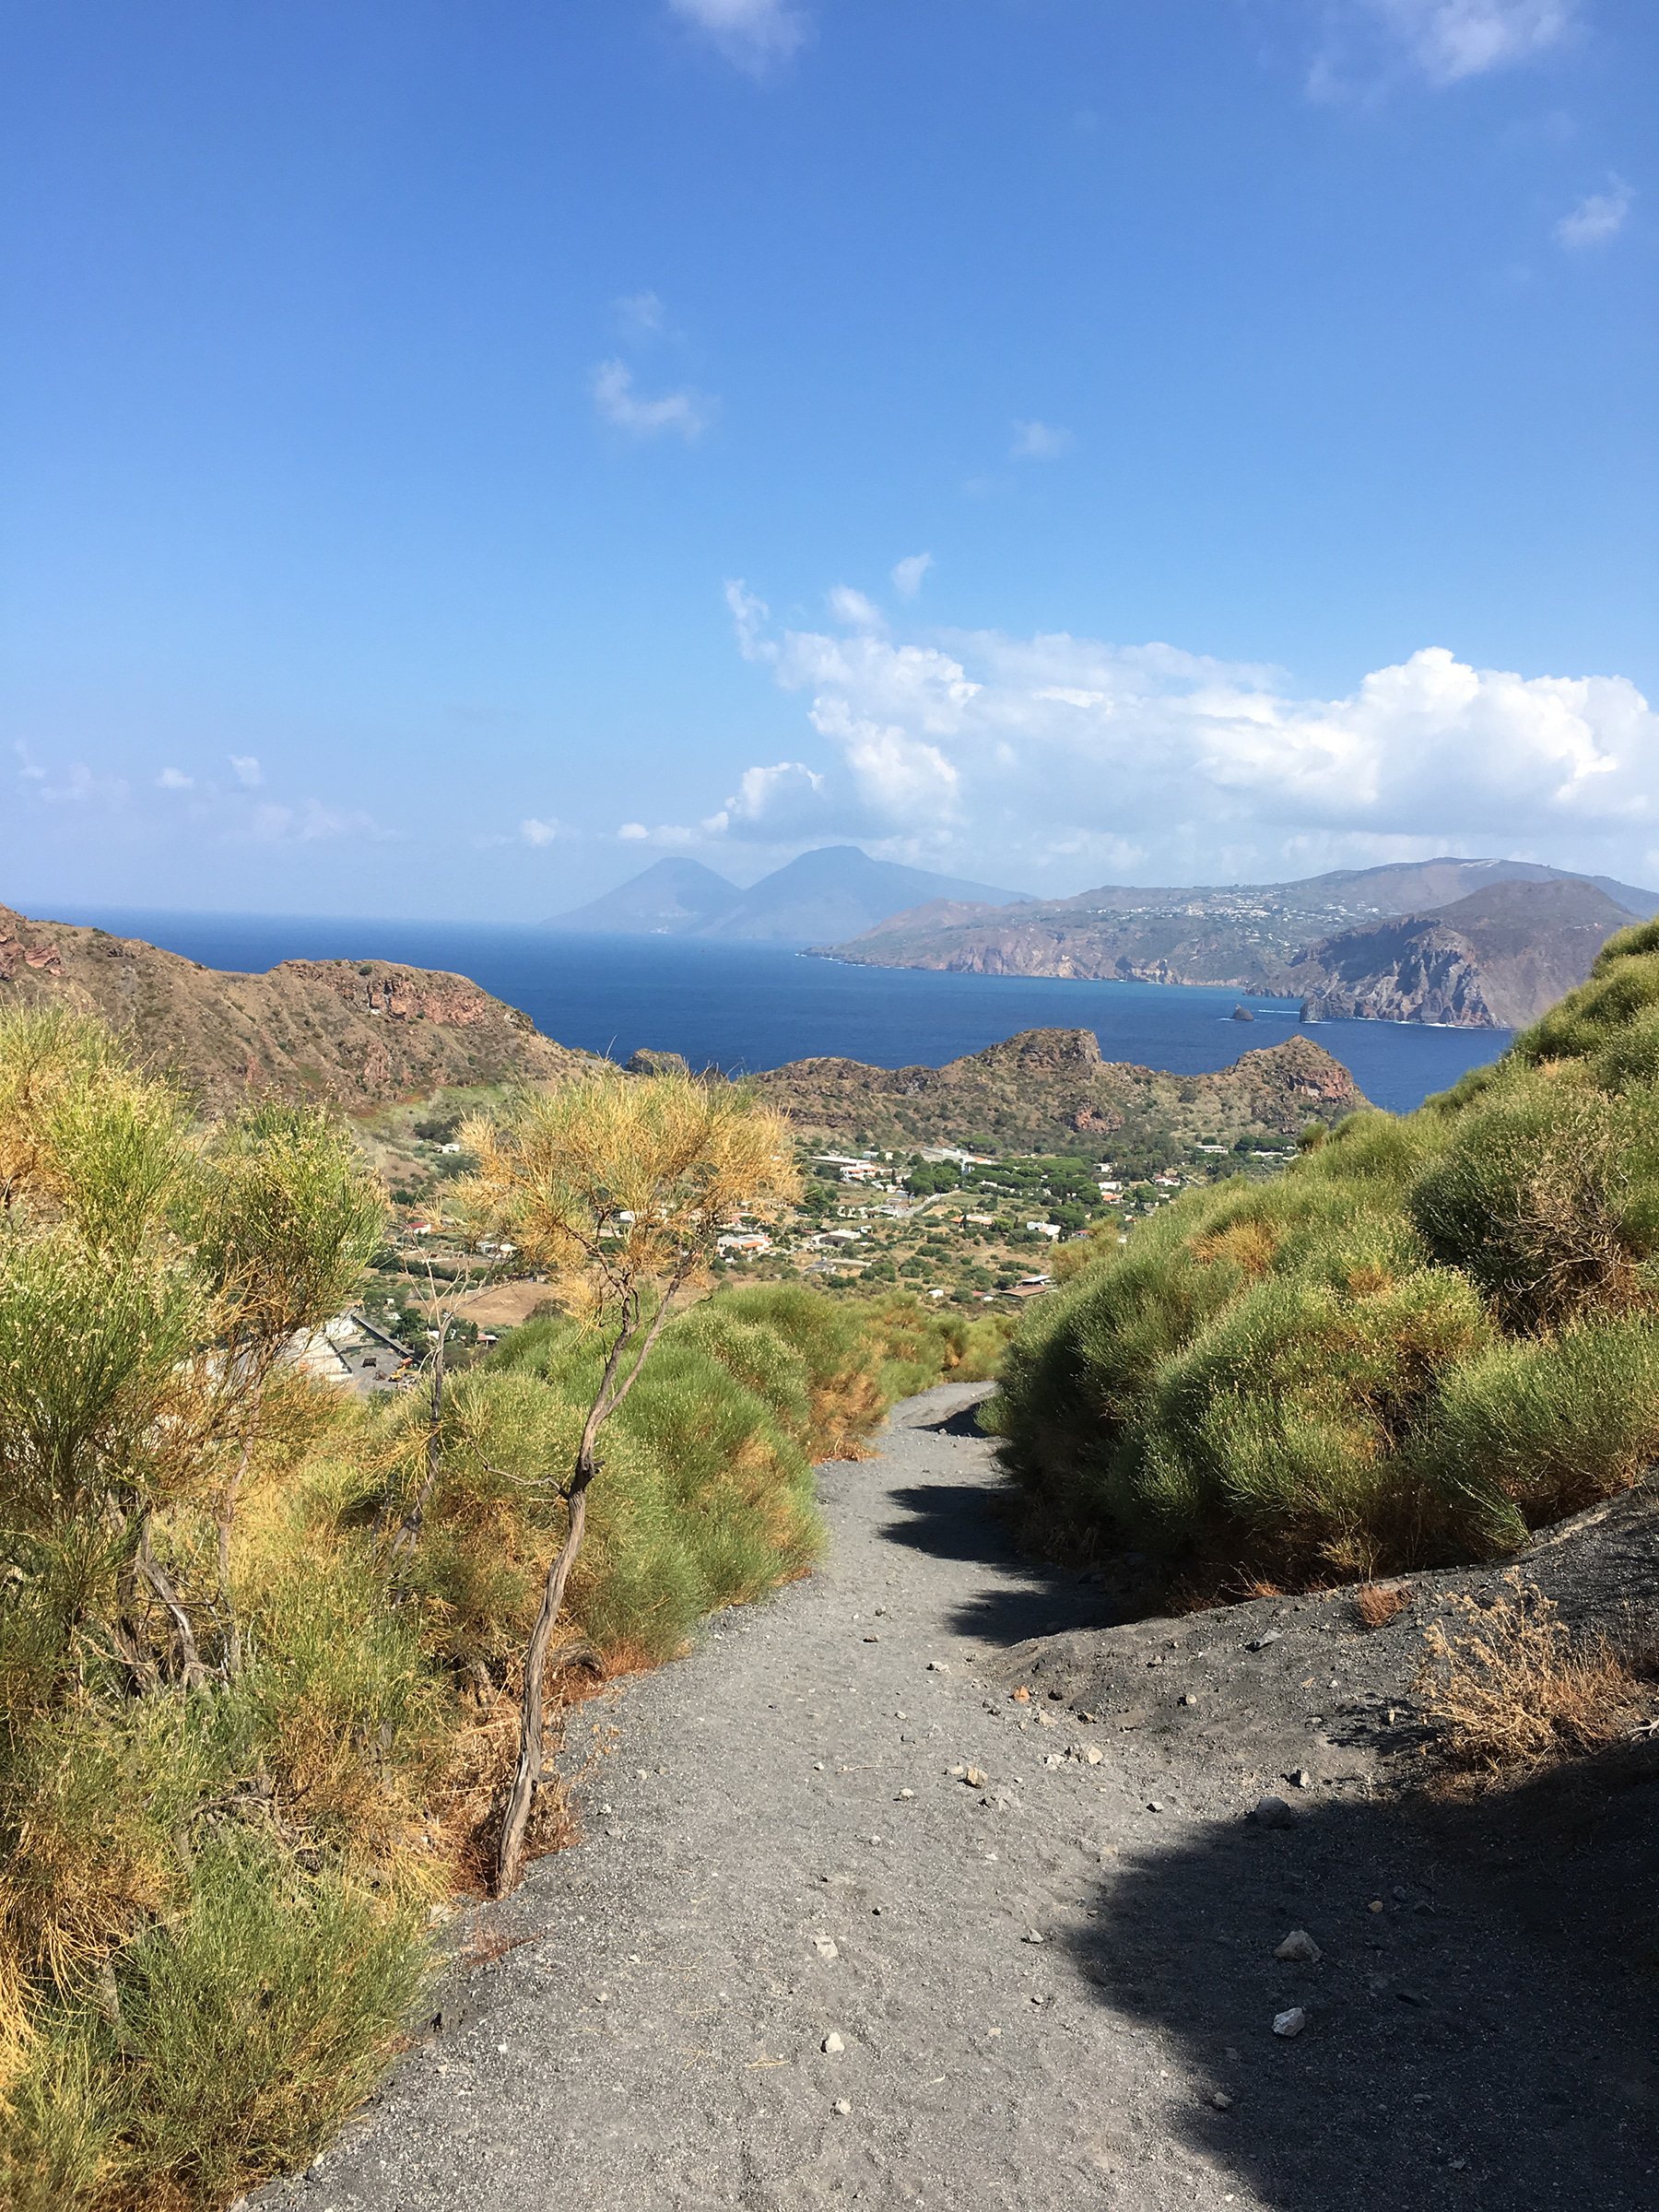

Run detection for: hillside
[[1292, 877, 1634, 1028], [553, 843, 1027, 943], [754, 1026, 1364, 1154], [0, 902, 588, 1109], [991, 910, 1659, 1587], [818, 856, 1659, 1024]]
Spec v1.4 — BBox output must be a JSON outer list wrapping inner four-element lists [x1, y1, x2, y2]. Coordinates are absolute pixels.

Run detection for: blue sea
[[54, 909, 1511, 1118]]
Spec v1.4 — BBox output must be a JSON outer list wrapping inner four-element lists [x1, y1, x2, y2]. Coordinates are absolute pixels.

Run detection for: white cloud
[[615, 290, 669, 338], [228, 753, 263, 787], [828, 584, 885, 630], [690, 583, 1659, 886], [1369, 1, 1578, 82], [592, 359, 713, 441], [667, 0, 807, 72], [891, 552, 934, 600], [520, 817, 559, 847], [1313, 2, 1580, 95], [157, 767, 194, 790], [618, 821, 652, 841], [1010, 419, 1073, 462], [1555, 177, 1633, 248]]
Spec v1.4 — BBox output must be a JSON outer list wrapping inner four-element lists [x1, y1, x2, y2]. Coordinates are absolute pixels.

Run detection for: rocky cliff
[[820, 861, 1653, 1030], [1290, 877, 1635, 1030], [0, 904, 591, 1108], [755, 1028, 1365, 1154]]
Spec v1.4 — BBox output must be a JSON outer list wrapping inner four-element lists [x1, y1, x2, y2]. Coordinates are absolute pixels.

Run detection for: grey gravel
[[259, 1389, 1659, 2212]]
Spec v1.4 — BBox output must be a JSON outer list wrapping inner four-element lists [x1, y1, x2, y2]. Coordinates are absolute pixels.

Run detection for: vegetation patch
[[990, 922, 1659, 1584], [0, 1010, 972, 2205]]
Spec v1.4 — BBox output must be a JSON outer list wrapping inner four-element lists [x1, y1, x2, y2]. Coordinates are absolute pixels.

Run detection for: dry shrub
[[1356, 1581, 1412, 1629], [425, 1678, 577, 1893], [1416, 1572, 1647, 1771]]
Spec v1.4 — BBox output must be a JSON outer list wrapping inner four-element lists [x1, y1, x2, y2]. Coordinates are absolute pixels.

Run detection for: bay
[[57, 909, 1510, 1117]]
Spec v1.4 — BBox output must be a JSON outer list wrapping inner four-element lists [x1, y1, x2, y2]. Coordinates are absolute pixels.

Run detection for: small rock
[[1248, 1630, 1284, 1652], [1272, 2006, 1307, 2039], [1080, 1745, 1103, 1765], [1180, 1693, 1197, 1707], [813, 1935, 840, 1960], [964, 1765, 987, 1788], [1274, 1930, 1323, 1964], [1288, 1769, 1313, 1790], [1011, 1687, 1031, 1703], [862, 1634, 879, 1643], [926, 1661, 947, 1673], [1147, 1798, 1165, 1812], [1210, 2089, 1234, 2111], [833, 2098, 852, 2115], [822, 2031, 845, 2053], [1022, 1928, 1046, 1945], [897, 1787, 914, 1800], [1035, 1710, 1059, 1728], [1368, 1898, 1385, 1914], [1251, 1794, 1297, 1829], [1043, 1752, 1065, 1769]]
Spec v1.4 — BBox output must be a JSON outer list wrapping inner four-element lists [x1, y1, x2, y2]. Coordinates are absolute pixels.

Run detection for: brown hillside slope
[[755, 1026, 1364, 1152], [0, 904, 590, 1108], [1290, 877, 1632, 1029]]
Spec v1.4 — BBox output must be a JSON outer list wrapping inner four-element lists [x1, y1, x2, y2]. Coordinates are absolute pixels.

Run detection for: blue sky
[[4, 0, 1654, 919]]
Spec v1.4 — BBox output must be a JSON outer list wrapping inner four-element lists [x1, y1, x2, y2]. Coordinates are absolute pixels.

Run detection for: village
[[316, 1105, 1304, 1393]]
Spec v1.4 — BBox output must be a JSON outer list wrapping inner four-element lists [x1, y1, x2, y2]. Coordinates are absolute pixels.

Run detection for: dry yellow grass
[[1416, 1572, 1647, 1771], [1355, 1581, 1412, 1629]]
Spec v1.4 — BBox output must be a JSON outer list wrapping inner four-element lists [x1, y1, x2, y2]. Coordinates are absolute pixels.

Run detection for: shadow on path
[[1070, 1742, 1659, 2209], [878, 1473, 1128, 1643]]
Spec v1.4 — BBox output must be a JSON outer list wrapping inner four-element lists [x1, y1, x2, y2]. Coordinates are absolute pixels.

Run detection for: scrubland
[[0, 1010, 988, 2207], [992, 917, 1659, 1589]]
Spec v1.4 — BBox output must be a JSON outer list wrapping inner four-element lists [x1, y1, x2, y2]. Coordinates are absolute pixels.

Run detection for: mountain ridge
[[0, 902, 591, 1109], [815, 857, 1659, 1026], [551, 844, 1028, 944]]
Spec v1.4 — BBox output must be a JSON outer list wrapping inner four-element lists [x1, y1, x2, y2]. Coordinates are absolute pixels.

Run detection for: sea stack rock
[[1231, 1004, 1255, 1021]]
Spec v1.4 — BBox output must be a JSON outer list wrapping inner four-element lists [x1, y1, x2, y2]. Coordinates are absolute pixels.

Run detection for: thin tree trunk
[[494, 1277, 690, 1897], [138, 1520, 212, 1691], [493, 1444, 596, 1897]]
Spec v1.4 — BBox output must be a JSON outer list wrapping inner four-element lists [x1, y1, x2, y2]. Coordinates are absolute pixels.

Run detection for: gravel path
[[274, 1384, 1659, 2212]]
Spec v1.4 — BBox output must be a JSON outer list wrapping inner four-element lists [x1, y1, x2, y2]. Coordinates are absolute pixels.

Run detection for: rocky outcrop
[[756, 1028, 1366, 1153], [1291, 878, 1633, 1030], [0, 904, 591, 1109]]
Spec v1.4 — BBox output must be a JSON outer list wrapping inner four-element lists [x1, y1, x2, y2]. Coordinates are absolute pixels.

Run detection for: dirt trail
[[271, 1384, 1659, 2212]]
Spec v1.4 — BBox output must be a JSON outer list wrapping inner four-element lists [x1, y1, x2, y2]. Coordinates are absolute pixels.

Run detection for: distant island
[[808, 856, 1659, 1030], [547, 843, 1029, 946]]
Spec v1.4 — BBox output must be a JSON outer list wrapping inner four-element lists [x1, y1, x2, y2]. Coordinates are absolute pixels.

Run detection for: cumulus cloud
[[1010, 419, 1073, 462], [1555, 177, 1633, 248], [520, 818, 559, 847], [157, 767, 194, 790], [667, 0, 808, 72], [228, 753, 263, 787], [677, 583, 1659, 886], [891, 552, 934, 599], [828, 584, 885, 629], [592, 359, 714, 441]]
